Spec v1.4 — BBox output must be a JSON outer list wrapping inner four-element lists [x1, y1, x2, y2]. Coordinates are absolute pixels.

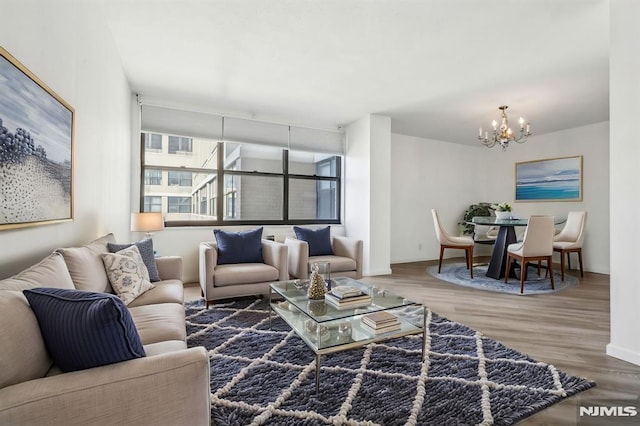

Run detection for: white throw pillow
[[101, 245, 154, 305]]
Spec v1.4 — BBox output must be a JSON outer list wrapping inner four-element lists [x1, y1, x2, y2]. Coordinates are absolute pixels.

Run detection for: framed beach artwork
[[515, 156, 583, 202], [0, 47, 74, 230]]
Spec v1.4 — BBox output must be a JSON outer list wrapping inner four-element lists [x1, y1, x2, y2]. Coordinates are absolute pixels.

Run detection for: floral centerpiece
[[491, 202, 513, 219]]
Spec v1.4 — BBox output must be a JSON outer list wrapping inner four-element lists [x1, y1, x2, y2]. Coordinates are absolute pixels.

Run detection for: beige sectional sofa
[[0, 234, 211, 426]]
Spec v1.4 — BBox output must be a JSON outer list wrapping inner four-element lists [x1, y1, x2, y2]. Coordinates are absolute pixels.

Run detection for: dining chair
[[552, 211, 587, 281], [504, 215, 555, 294], [431, 209, 475, 278]]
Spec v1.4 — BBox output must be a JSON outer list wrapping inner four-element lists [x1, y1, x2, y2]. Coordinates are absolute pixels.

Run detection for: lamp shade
[[131, 212, 165, 233]]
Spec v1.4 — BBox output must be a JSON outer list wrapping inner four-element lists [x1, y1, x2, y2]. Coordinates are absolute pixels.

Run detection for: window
[[168, 136, 192, 154], [168, 171, 192, 186], [144, 169, 162, 185], [140, 131, 341, 226], [168, 196, 191, 213], [144, 133, 162, 150], [143, 196, 162, 212]]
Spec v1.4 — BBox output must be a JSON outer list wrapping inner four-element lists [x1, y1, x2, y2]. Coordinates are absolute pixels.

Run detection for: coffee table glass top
[[270, 277, 425, 352], [270, 277, 416, 323]]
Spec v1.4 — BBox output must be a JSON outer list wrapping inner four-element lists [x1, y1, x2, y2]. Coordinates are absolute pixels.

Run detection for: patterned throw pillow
[[101, 245, 154, 305], [107, 239, 161, 282], [23, 288, 145, 373]]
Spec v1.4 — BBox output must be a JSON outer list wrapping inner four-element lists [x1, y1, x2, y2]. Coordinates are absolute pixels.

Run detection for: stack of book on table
[[361, 311, 401, 335], [325, 285, 372, 310]]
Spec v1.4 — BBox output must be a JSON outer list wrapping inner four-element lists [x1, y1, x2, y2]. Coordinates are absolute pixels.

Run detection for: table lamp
[[131, 212, 165, 238]]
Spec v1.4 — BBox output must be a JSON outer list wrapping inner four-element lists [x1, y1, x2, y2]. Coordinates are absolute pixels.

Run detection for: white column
[[344, 115, 392, 276], [608, 0, 640, 366]]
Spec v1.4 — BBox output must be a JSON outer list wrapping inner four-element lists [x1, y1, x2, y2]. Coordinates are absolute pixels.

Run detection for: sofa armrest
[[284, 237, 309, 279], [0, 347, 211, 426], [155, 256, 184, 281], [261, 240, 289, 281], [333, 236, 364, 279]]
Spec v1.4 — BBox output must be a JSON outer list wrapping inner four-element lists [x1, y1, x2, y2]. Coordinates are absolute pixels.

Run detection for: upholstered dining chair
[[504, 215, 555, 294], [431, 209, 475, 278], [552, 211, 587, 281]]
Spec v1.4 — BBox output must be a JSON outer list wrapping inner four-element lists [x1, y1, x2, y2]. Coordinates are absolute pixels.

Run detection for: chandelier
[[478, 105, 531, 150]]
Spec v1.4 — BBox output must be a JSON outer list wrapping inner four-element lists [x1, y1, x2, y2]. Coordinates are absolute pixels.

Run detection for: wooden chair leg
[[438, 246, 445, 273], [520, 258, 526, 294], [548, 256, 555, 289], [577, 249, 584, 277], [567, 252, 572, 270], [468, 246, 474, 279], [560, 250, 566, 282], [537, 260, 541, 276], [505, 254, 512, 283], [464, 249, 469, 270]]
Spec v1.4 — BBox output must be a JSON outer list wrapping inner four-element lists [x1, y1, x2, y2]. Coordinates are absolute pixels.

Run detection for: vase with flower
[[492, 202, 513, 220]]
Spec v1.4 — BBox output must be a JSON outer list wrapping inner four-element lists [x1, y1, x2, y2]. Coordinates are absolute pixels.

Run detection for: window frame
[[139, 137, 341, 227]]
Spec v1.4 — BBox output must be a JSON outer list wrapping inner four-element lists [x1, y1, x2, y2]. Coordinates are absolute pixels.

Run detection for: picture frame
[[515, 155, 583, 202], [0, 46, 74, 230]]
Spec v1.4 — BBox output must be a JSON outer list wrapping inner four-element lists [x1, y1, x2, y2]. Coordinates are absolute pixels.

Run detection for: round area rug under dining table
[[428, 262, 578, 295]]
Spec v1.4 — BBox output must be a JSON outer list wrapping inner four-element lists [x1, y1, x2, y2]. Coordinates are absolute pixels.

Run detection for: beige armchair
[[285, 236, 363, 280], [199, 239, 288, 307]]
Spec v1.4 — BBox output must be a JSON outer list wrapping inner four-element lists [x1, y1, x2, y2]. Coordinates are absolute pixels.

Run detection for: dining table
[[471, 216, 566, 280]]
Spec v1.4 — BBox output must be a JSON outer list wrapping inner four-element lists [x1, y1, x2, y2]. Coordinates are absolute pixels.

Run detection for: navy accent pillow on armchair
[[293, 226, 334, 256], [214, 227, 264, 265], [23, 288, 145, 373]]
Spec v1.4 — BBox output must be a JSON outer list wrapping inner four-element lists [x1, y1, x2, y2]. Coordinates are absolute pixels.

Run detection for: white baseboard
[[606, 343, 640, 366]]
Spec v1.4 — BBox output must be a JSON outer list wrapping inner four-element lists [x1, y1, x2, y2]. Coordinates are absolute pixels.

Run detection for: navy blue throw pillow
[[23, 288, 145, 373], [293, 226, 334, 256], [214, 227, 264, 265], [108, 239, 160, 282]]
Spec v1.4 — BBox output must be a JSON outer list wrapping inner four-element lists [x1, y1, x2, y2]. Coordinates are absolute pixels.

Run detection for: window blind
[[140, 105, 344, 155]]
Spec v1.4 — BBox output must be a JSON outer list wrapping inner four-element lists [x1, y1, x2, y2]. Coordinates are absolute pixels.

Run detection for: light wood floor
[[185, 259, 640, 425]]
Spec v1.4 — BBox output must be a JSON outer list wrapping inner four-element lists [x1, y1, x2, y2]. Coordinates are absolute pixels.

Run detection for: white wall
[[0, 1, 131, 278], [391, 121, 610, 274], [608, 0, 640, 366]]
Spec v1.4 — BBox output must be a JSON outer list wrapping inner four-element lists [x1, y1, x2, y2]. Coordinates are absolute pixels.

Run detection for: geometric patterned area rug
[[428, 263, 578, 295], [185, 298, 594, 425]]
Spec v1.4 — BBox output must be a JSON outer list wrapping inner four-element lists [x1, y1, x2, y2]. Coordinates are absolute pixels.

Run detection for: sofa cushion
[[101, 245, 155, 306], [108, 239, 161, 282], [293, 226, 334, 256], [308, 255, 357, 273], [214, 227, 263, 265], [0, 291, 52, 389], [56, 233, 116, 293], [126, 279, 184, 307], [0, 252, 75, 291], [214, 263, 279, 286], [128, 303, 187, 345], [23, 288, 146, 373], [143, 340, 188, 357]]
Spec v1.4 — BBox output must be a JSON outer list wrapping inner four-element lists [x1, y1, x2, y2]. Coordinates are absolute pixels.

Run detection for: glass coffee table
[[269, 277, 426, 393]]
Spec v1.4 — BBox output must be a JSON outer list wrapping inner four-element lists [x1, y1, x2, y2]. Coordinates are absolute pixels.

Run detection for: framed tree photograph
[[0, 46, 74, 230], [515, 155, 583, 202]]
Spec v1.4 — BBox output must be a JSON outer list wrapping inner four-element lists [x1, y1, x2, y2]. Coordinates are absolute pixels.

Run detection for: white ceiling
[[103, 0, 609, 145]]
